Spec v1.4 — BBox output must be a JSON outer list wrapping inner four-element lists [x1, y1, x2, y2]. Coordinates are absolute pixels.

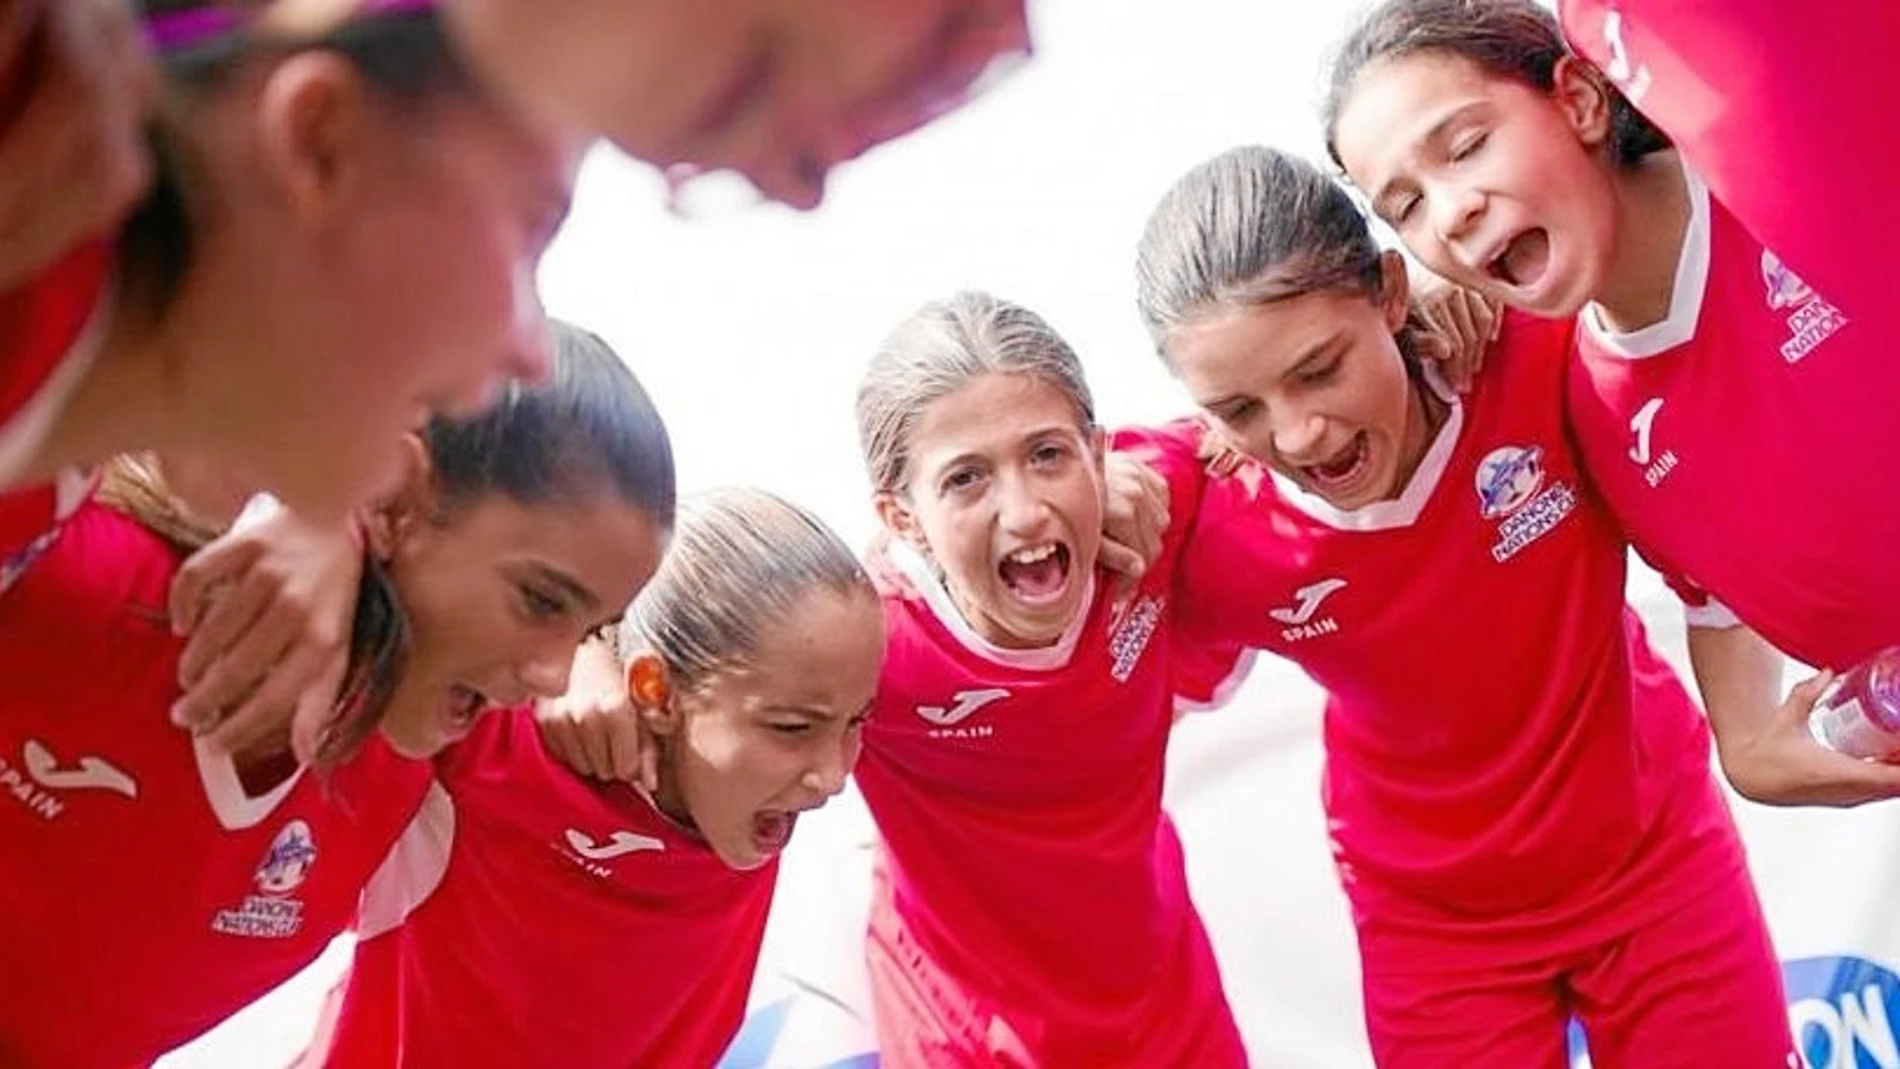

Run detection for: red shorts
[[1358, 860, 1793, 1069], [866, 908, 1247, 1068]]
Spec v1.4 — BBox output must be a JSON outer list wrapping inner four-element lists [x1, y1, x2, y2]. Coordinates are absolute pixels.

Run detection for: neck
[[28, 292, 192, 483], [1393, 370, 1450, 492], [232, 742, 301, 795], [1592, 150, 1689, 333], [151, 449, 259, 528], [955, 589, 1034, 651], [648, 741, 698, 832]]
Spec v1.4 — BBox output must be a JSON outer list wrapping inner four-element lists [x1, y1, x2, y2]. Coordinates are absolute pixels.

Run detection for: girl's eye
[[943, 467, 983, 493], [1219, 399, 1260, 426], [1449, 131, 1489, 162], [1391, 194, 1420, 227], [769, 722, 812, 736], [1031, 443, 1069, 466], [520, 585, 565, 621], [1299, 360, 1341, 386]]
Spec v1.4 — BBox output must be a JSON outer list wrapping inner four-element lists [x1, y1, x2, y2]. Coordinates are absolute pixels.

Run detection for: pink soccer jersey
[[1127, 312, 1741, 964], [853, 460, 1246, 1067], [1567, 173, 1900, 670], [0, 241, 112, 491], [312, 706, 777, 1069], [0, 498, 430, 1068], [1561, 0, 1900, 329]]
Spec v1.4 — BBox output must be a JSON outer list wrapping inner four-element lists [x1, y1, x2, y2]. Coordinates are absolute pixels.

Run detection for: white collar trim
[[1582, 167, 1711, 359], [193, 735, 305, 831]]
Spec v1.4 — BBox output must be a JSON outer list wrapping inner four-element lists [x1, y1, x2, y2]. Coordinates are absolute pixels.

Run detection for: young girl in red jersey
[[0, 320, 672, 1067], [305, 488, 885, 1068], [1324, 0, 1900, 809], [1125, 144, 1791, 1069], [850, 291, 1247, 1067], [1555, 0, 1900, 328], [0, 0, 581, 531]]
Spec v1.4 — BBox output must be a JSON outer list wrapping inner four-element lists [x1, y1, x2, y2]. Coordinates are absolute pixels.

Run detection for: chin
[[1007, 612, 1073, 648], [380, 726, 437, 761]]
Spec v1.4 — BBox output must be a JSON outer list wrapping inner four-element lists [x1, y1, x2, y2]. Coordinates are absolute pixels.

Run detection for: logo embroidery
[[1762, 251, 1847, 363], [0, 740, 137, 821], [1269, 579, 1347, 643], [566, 828, 665, 861], [212, 820, 316, 939], [1599, 10, 1652, 103], [559, 827, 666, 878], [1107, 595, 1165, 682], [1627, 397, 1678, 487], [1475, 445, 1578, 562], [1269, 579, 1347, 626], [916, 688, 1008, 740]]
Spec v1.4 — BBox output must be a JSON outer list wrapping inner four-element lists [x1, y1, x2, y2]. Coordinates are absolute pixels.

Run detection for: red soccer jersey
[[1560, 0, 1900, 330], [0, 469, 95, 595], [0, 499, 429, 1068], [854, 456, 1245, 1066], [1130, 312, 1739, 966], [0, 241, 112, 594], [313, 706, 778, 1069], [1567, 173, 1900, 670], [0, 241, 112, 490]]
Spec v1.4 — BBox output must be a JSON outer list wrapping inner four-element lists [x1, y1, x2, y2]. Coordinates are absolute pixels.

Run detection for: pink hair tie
[[143, 7, 243, 50], [144, 1, 439, 51]]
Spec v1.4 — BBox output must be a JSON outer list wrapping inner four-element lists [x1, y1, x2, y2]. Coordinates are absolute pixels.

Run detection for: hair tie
[[146, 0, 438, 52], [144, 7, 244, 50]]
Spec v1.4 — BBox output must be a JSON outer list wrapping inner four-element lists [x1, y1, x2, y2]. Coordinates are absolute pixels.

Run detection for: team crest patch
[[256, 820, 317, 893], [211, 820, 316, 939], [1761, 250, 1847, 363], [1475, 445, 1577, 563], [1476, 445, 1545, 519]]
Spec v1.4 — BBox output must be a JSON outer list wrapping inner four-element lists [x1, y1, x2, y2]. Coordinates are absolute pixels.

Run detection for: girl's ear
[[874, 491, 932, 559], [362, 434, 433, 562], [1551, 55, 1615, 151], [253, 49, 375, 233], [1377, 249, 1411, 332], [625, 651, 677, 734]]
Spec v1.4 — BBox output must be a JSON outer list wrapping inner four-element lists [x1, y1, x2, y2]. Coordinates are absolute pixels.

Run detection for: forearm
[[1686, 620, 1784, 772]]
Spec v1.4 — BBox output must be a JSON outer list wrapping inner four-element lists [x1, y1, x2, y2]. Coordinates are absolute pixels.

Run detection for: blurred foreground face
[[444, 0, 1031, 208]]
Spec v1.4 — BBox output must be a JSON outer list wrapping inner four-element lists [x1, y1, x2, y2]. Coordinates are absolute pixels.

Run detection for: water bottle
[[1809, 646, 1900, 761]]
